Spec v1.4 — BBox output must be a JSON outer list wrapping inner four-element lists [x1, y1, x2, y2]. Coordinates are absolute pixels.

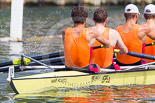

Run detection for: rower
[[89, 7, 128, 70], [62, 7, 111, 72], [116, 4, 155, 66], [116, 4, 144, 66], [140, 4, 155, 63]]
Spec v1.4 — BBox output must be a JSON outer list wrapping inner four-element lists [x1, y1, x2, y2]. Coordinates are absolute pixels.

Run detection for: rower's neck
[[95, 23, 106, 28], [74, 23, 85, 28], [121, 19, 137, 33], [146, 19, 155, 26], [125, 19, 137, 27]]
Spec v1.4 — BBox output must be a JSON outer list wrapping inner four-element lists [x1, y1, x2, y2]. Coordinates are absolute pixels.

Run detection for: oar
[[3, 41, 152, 68], [0, 51, 64, 67], [93, 45, 105, 50], [114, 49, 155, 60], [93, 45, 155, 60], [93, 42, 155, 49], [0, 44, 110, 68], [145, 42, 155, 46], [3, 43, 154, 73], [0, 57, 65, 72]]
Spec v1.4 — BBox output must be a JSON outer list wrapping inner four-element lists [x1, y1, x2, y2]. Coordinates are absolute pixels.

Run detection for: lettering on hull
[[102, 75, 110, 83], [51, 75, 102, 87], [50, 75, 111, 87]]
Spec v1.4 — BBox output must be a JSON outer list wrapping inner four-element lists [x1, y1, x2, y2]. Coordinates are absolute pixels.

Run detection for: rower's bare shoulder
[[87, 27, 98, 35], [109, 28, 120, 36], [140, 24, 150, 31]]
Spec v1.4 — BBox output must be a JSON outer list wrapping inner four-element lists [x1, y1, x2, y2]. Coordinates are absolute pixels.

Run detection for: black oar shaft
[[32, 51, 64, 60], [127, 52, 155, 60], [145, 42, 155, 47], [0, 51, 64, 67], [94, 45, 155, 60], [0, 57, 65, 72], [93, 45, 104, 50], [0, 61, 13, 67], [145, 43, 153, 46]]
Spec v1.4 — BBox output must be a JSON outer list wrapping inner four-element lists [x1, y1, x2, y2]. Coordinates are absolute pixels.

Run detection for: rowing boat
[[8, 65, 155, 94]]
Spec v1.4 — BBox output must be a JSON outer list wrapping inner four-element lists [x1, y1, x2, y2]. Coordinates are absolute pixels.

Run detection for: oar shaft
[[32, 51, 64, 60], [114, 49, 155, 60], [0, 51, 64, 67], [0, 65, 20, 73], [145, 43, 153, 46], [0, 61, 13, 67], [93, 45, 104, 50], [127, 51, 155, 60], [145, 42, 155, 47], [0, 57, 64, 72]]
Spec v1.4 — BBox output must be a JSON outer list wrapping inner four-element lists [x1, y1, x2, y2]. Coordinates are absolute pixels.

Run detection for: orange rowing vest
[[90, 28, 113, 68], [144, 37, 155, 63], [64, 27, 90, 68], [116, 24, 142, 64]]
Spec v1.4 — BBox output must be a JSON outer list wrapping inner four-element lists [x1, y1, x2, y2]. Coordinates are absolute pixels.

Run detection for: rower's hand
[[119, 47, 128, 55]]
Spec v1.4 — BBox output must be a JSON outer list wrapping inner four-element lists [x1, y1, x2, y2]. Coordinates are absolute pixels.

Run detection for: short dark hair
[[144, 14, 155, 20], [124, 13, 137, 20], [144, 9, 155, 20], [71, 6, 88, 24], [93, 8, 108, 23]]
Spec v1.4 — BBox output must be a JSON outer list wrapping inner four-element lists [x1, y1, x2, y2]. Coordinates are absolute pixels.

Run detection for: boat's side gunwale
[[11, 68, 155, 80]]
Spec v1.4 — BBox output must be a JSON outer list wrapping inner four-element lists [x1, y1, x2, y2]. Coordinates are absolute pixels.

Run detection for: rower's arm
[[138, 25, 155, 43], [147, 31, 155, 40], [94, 31, 111, 48], [87, 29, 111, 48], [115, 30, 128, 54]]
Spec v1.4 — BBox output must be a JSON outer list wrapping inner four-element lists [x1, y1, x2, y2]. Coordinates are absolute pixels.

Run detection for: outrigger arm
[[7, 66, 14, 82]]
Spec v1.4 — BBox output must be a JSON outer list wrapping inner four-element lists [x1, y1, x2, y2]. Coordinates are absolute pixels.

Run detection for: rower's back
[[62, 7, 90, 68], [116, 24, 142, 65], [90, 8, 127, 69], [64, 27, 90, 68], [116, 4, 143, 66]]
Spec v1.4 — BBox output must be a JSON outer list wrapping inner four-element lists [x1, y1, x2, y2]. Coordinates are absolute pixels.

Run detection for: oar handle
[[93, 45, 104, 49], [114, 49, 120, 53], [93, 44, 114, 50]]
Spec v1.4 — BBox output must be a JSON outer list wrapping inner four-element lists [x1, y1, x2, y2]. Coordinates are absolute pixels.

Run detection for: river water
[[0, 5, 155, 102]]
